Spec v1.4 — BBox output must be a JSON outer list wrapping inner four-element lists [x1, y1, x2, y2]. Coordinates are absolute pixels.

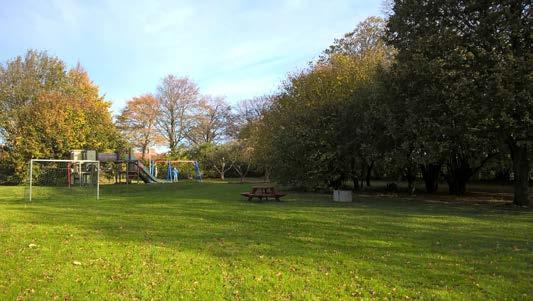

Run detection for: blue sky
[[0, 0, 383, 113]]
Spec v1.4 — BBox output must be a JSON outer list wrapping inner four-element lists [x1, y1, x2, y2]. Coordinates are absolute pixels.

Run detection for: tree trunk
[[407, 177, 416, 194], [234, 163, 250, 184], [351, 175, 360, 191], [141, 145, 147, 160], [447, 177, 468, 195], [359, 162, 366, 191], [220, 162, 226, 180], [445, 152, 498, 196], [349, 158, 359, 191], [405, 167, 416, 194], [509, 142, 530, 206], [168, 138, 177, 155], [420, 163, 440, 193], [445, 155, 472, 195], [365, 161, 374, 187], [264, 167, 271, 182]]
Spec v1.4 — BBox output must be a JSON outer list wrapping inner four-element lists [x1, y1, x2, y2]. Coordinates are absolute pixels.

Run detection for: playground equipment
[[30, 148, 202, 188], [101, 149, 160, 184], [148, 160, 202, 182], [95, 149, 202, 184], [26, 149, 201, 201]]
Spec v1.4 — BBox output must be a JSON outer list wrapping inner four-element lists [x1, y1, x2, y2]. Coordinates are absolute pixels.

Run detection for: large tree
[[250, 17, 392, 190], [236, 96, 274, 180], [0, 50, 120, 181], [386, 0, 531, 204], [156, 75, 199, 154], [186, 96, 233, 145], [0, 50, 67, 143], [257, 49, 390, 190], [116, 94, 162, 159]]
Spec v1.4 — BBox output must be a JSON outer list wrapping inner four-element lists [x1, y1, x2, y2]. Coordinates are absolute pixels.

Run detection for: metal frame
[[28, 159, 100, 202]]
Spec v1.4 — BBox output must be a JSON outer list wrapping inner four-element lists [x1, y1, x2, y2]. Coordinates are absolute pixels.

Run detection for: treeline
[[115, 76, 235, 159], [114, 75, 256, 182], [0, 1, 530, 206], [240, 2, 531, 206], [0, 51, 251, 184]]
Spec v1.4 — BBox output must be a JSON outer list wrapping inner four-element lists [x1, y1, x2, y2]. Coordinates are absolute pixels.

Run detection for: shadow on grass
[[11, 183, 531, 248], [1, 182, 531, 299]]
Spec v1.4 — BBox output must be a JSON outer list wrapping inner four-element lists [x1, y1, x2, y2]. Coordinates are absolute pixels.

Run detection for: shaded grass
[[0, 182, 531, 300]]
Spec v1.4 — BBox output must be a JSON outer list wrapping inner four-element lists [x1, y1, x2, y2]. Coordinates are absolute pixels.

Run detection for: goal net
[[27, 159, 100, 202]]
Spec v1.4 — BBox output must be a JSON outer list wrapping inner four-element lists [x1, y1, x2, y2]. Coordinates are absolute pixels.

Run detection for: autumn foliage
[[0, 51, 120, 182]]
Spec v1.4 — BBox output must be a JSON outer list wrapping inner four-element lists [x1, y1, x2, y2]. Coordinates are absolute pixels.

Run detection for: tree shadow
[[5, 182, 531, 297]]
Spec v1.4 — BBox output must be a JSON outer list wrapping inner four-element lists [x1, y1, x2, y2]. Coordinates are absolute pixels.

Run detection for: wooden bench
[[241, 186, 286, 202]]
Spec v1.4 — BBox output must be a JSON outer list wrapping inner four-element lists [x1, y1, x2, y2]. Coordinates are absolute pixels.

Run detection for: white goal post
[[28, 159, 100, 202]]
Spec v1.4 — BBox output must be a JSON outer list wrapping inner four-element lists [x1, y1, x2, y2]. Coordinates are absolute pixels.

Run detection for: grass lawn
[[0, 181, 531, 300]]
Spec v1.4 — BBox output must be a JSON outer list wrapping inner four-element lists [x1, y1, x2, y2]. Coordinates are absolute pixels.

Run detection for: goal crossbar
[[28, 159, 100, 202]]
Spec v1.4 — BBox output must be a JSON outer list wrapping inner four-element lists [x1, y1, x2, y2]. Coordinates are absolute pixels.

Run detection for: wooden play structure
[[69, 149, 202, 184]]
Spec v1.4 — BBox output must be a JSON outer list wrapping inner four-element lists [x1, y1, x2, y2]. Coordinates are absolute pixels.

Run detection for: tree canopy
[[0, 50, 120, 182]]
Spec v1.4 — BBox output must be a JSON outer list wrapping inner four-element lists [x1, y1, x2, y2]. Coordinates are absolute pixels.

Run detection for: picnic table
[[241, 186, 286, 201]]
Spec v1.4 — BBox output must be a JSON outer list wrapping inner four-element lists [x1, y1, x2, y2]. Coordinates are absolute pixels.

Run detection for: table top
[[251, 186, 275, 193]]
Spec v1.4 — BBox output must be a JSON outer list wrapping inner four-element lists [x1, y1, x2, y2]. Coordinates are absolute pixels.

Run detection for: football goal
[[27, 159, 100, 202]]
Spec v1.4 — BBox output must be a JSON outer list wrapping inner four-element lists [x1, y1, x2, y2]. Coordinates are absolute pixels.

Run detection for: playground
[[0, 181, 531, 300], [96, 149, 203, 185]]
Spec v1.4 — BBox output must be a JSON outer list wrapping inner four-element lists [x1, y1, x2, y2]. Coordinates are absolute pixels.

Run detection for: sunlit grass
[[0, 182, 531, 300]]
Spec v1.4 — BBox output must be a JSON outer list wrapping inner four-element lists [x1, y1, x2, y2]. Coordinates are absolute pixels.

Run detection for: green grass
[[0, 182, 531, 300]]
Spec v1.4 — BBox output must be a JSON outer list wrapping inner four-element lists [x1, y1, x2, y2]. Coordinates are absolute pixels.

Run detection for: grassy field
[[0, 181, 531, 300]]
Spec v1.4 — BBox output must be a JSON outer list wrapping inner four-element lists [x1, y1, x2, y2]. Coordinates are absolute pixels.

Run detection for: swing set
[[148, 160, 202, 182]]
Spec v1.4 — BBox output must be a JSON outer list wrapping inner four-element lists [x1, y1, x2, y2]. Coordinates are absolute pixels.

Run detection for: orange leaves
[[116, 93, 163, 153]]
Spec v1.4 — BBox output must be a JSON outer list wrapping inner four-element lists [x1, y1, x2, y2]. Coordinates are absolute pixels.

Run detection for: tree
[[255, 50, 390, 190], [156, 75, 199, 154], [116, 94, 162, 159], [0, 50, 67, 144], [340, 77, 391, 190], [229, 141, 254, 183], [321, 16, 393, 62], [235, 96, 272, 133], [473, 1, 532, 206], [235, 96, 275, 180], [207, 143, 235, 180], [0, 51, 120, 181], [248, 17, 393, 190], [386, 0, 531, 204], [186, 96, 233, 145]]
